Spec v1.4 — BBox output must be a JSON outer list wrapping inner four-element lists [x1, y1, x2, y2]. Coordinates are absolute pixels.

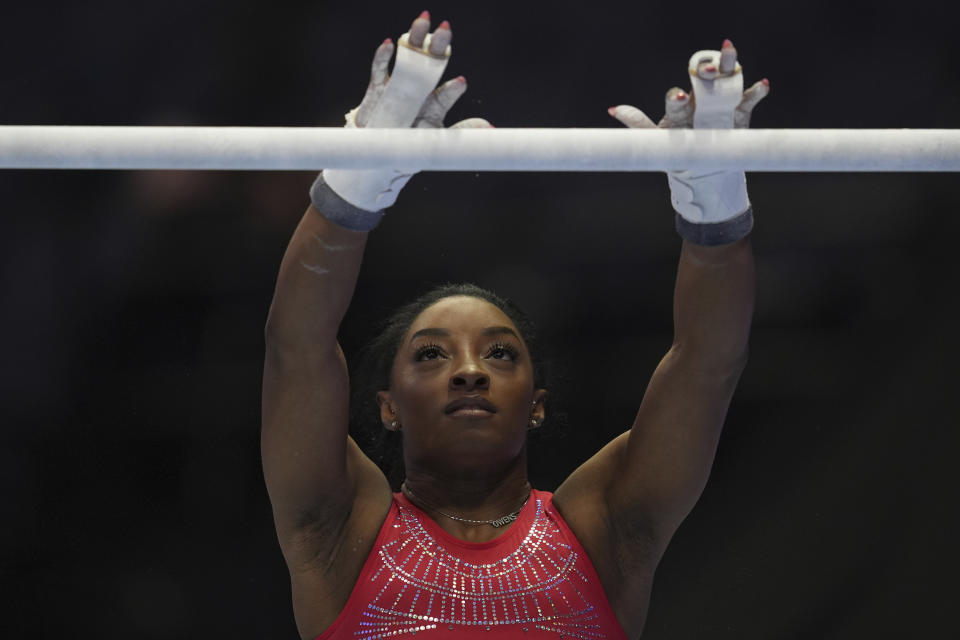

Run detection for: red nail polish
[[455, 75, 466, 82], [437, 20, 451, 29], [608, 106, 617, 115], [677, 91, 687, 99], [762, 78, 770, 86], [418, 10, 430, 19], [722, 38, 733, 48], [705, 65, 717, 73], [383, 38, 392, 45]]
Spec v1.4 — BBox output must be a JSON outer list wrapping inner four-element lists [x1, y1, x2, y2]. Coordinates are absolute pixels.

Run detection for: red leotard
[[315, 488, 628, 639]]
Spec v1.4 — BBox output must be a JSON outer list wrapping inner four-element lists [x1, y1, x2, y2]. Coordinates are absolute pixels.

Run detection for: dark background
[[2, 0, 958, 637]]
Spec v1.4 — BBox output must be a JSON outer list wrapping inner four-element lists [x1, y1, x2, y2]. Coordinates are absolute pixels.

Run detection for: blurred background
[[1, 0, 958, 637]]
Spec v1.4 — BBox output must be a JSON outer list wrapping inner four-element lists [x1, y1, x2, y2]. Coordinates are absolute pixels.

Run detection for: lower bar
[[0, 127, 957, 171]]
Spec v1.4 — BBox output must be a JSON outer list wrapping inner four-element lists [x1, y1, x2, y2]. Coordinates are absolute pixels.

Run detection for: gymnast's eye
[[414, 344, 446, 361], [487, 343, 520, 361]]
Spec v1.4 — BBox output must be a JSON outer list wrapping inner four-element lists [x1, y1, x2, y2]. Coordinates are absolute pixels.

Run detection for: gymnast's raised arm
[[260, 12, 489, 634], [551, 41, 768, 630], [607, 43, 769, 535]]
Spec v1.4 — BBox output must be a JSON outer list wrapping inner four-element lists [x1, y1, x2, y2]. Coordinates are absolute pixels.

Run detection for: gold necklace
[[401, 481, 531, 528]]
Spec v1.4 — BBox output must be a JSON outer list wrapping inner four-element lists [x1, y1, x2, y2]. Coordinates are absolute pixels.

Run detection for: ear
[[376, 391, 399, 431], [531, 389, 548, 423]]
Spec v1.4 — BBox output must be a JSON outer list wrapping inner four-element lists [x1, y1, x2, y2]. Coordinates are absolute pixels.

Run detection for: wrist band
[[309, 173, 384, 231], [675, 207, 753, 246]]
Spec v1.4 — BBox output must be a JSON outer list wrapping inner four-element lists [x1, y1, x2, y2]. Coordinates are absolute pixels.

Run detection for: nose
[[449, 361, 489, 391]]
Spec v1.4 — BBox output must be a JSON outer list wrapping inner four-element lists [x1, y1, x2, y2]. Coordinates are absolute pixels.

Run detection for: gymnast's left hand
[[608, 40, 769, 241], [608, 39, 768, 131]]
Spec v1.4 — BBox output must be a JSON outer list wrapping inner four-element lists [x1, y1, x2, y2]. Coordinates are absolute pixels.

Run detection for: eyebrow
[[409, 328, 451, 341], [408, 325, 521, 342], [482, 326, 521, 340]]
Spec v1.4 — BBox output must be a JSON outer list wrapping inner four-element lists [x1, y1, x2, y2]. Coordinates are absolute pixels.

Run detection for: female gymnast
[[262, 11, 768, 639]]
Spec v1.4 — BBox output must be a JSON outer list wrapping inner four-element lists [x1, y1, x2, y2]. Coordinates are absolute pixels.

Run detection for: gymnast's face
[[378, 296, 546, 472]]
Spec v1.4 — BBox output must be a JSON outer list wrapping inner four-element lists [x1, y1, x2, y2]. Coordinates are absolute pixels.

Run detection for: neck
[[402, 454, 531, 521]]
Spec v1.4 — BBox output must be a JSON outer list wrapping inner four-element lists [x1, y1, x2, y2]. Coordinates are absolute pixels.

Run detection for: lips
[[444, 396, 498, 415]]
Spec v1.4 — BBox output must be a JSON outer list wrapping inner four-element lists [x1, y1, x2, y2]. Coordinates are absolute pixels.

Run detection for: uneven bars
[[0, 127, 957, 171]]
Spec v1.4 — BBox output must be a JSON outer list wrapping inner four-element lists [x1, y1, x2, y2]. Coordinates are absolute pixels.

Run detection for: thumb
[[608, 105, 657, 129], [449, 117, 493, 129]]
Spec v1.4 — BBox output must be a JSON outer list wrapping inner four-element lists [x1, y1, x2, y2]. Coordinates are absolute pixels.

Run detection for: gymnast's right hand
[[312, 11, 491, 231]]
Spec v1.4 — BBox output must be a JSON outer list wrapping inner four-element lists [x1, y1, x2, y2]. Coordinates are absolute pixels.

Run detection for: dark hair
[[348, 283, 560, 490]]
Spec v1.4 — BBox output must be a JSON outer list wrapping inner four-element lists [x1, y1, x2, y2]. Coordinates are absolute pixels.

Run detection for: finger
[[696, 60, 719, 80], [429, 20, 452, 56], [415, 76, 467, 127], [734, 78, 770, 128], [719, 39, 737, 74], [738, 78, 770, 113], [408, 10, 431, 48], [369, 39, 394, 87], [433, 75, 468, 112], [449, 117, 493, 129], [607, 104, 656, 129], [354, 39, 395, 126], [661, 87, 693, 127]]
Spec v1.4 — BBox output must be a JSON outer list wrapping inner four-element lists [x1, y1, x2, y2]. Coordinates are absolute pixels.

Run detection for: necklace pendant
[[490, 513, 517, 528]]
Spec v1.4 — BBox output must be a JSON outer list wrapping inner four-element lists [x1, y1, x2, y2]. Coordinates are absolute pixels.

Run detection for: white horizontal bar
[[0, 126, 957, 171]]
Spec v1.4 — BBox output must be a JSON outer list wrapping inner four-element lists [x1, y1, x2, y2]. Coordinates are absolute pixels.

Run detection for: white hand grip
[[688, 49, 743, 129], [365, 33, 451, 128]]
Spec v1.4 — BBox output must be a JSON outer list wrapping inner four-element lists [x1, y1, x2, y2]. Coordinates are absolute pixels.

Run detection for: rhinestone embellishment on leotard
[[354, 498, 605, 639]]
